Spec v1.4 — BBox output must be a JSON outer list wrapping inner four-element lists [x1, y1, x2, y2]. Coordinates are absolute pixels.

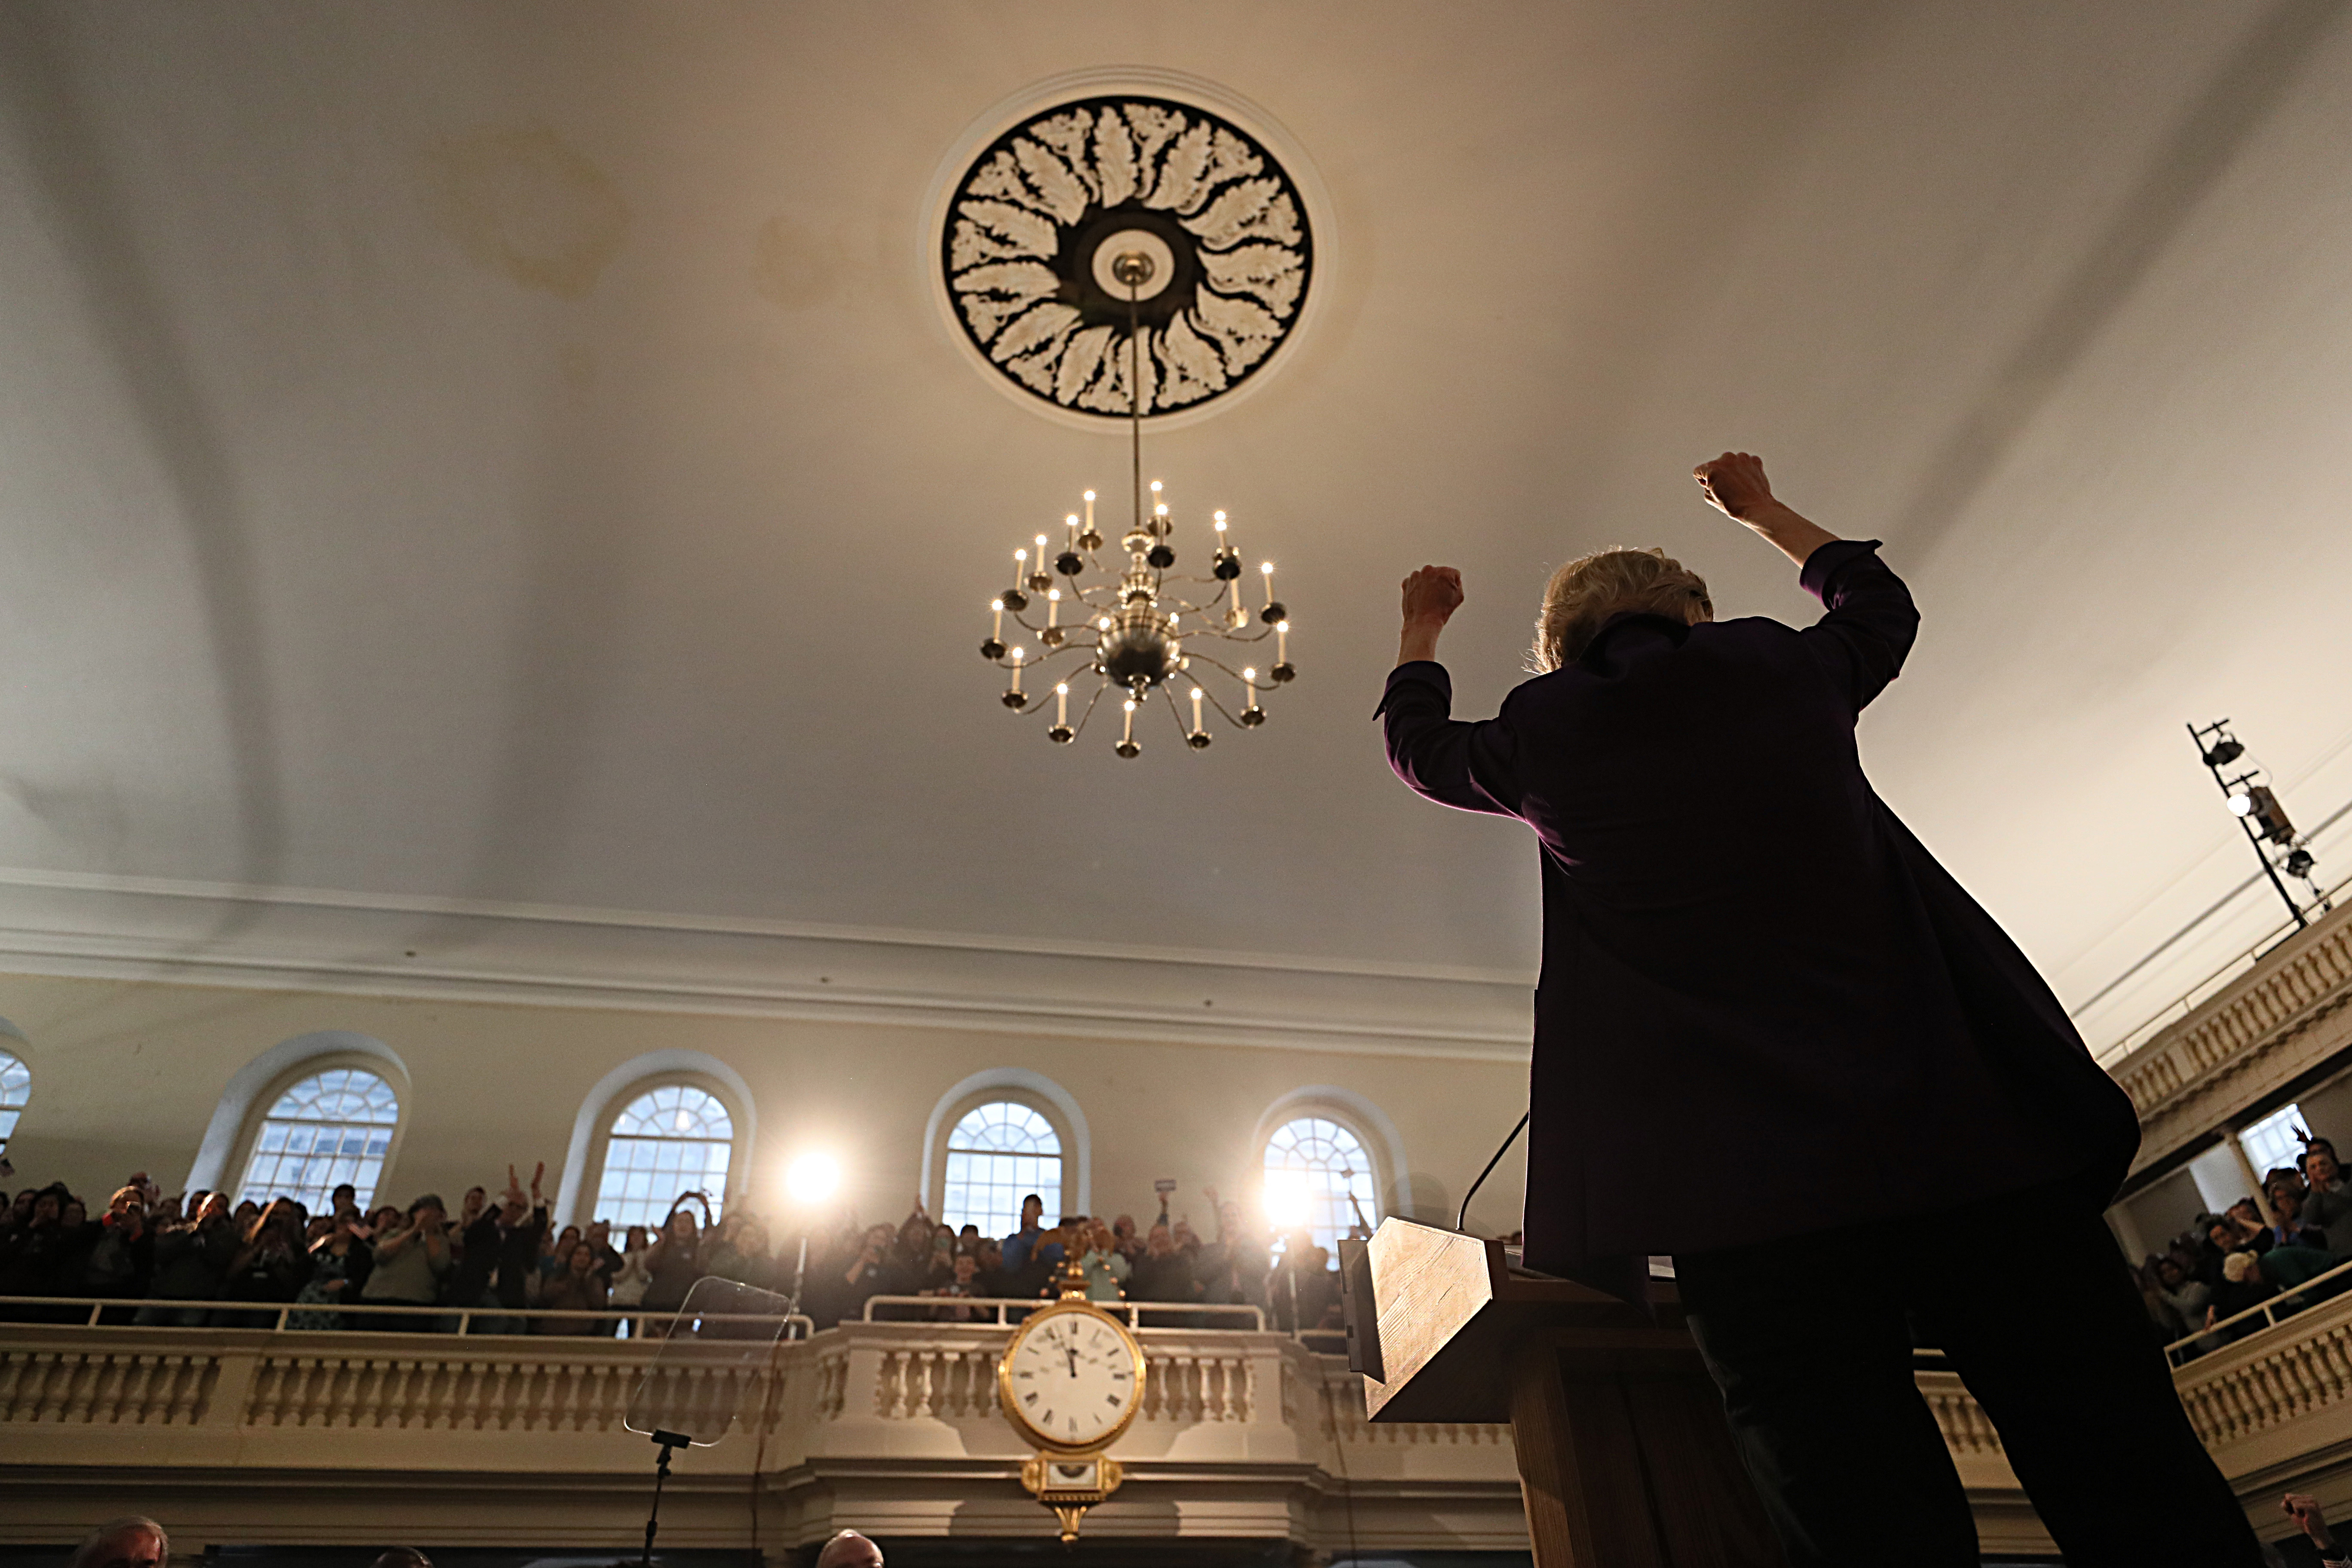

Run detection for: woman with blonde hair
[[1378, 453, 2245, 1568]]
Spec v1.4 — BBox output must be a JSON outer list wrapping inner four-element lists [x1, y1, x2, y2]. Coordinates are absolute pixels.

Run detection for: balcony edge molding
[[2110, 900, 2352, 1176]]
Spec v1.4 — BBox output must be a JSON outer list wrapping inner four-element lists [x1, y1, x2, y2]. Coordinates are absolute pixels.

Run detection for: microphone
[[1455, 1110, 1529, 1233]]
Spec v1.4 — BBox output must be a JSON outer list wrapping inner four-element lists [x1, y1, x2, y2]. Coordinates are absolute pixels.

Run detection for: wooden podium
[[1342, 1218, 1786, 1568]]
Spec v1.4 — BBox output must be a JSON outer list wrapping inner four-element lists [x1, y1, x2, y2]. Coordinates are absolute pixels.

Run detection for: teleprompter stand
[[640, 1427, 690, 1567], [1342, 1218, 1786, 1568], [622, 1277, 796, 1568]]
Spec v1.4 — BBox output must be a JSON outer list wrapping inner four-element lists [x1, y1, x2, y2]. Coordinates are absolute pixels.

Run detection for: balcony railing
[[0, 1308, 1530, 1556], [12, 1284, 2350, 1556]]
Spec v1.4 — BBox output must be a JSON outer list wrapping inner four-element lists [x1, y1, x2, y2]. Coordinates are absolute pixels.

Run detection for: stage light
[[784, 1153, 841, 1207], [1263, 1169, 1313, 1230], [2191, 720, 2323, 929]]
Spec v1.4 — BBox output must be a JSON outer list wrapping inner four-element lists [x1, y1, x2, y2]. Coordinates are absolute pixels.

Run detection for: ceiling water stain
[[423, 123, 630, 300], [750, 213, 841, 310]]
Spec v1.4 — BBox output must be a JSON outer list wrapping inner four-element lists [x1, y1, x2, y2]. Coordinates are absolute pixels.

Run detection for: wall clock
[[998, 1265, 1147, 1537]]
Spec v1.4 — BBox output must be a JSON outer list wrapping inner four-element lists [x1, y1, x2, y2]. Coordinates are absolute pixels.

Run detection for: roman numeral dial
[[998, 1299, 1146, 1452]]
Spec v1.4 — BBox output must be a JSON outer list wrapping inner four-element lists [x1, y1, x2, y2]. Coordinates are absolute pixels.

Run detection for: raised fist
[[1694, 452, 1775, 521], [1400, 566, 1464, 626]]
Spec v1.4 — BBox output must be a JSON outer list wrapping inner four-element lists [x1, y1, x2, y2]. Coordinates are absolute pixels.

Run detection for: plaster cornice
[[0, 867, 1535, 1060]]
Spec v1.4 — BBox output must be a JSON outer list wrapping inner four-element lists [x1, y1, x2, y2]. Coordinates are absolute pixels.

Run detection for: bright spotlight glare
[[1263, 1170, 1314, 1229], [2229, 793, 2254, 817], [784, 1152, 841, 1206]]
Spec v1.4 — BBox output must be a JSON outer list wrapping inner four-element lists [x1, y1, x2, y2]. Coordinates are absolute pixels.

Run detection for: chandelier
[[978, 252, 1295, 757]]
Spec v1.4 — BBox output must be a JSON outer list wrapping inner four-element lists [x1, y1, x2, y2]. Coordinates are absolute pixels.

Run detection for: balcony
[[6, 1294, 2349, 1559], [0, 1308, 1523, 1559], [2106, 896, 2352, 1179]]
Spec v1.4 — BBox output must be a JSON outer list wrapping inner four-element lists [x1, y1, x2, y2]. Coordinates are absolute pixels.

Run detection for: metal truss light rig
[[977, 251, 1296, 757]]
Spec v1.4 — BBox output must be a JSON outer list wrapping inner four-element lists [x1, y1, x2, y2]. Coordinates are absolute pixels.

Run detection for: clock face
[[1003, 1307, 1142, 1450]]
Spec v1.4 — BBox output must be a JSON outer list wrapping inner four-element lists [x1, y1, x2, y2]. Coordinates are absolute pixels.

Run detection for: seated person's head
[[2223, 1251, 2263, 1285], [1528, 548, 1713, 673], [71, 1518, 167, 1568], [815, 1530, 884, 1568]]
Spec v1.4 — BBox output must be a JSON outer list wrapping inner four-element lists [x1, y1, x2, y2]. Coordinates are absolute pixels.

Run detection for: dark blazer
[[1379, 541, 2138, 1286]]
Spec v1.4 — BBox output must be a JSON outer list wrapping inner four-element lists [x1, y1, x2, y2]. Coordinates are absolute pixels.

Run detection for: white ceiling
[[2, 1, 2349, 1054]]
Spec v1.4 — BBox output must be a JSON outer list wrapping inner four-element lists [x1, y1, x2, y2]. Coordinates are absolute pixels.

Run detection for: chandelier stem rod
[[1128, 282, 1142, 539]]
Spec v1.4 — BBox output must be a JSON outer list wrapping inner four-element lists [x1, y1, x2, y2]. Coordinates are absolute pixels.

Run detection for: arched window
[[0, 1050, 28, 1143], [594, 1084, 735, 1228], [1265, 1115, 1380, 1256], [942, 1101, 1062, 1237], [235, 1067, 401, 1212]]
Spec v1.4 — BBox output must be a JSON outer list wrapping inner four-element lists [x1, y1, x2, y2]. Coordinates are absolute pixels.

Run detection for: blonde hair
[[2222, 1251, 2260, 1285], [1528, 547, 1712, 673]]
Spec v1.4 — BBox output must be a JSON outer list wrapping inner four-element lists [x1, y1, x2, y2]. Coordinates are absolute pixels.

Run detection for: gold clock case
[[995, 1295, 1149, 1453]]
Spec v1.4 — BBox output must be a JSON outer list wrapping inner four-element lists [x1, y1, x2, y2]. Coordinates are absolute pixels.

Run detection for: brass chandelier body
[[979, 252, 1295, 756]]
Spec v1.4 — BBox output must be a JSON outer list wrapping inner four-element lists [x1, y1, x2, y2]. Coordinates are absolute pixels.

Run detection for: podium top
[[1353, 1217, 1686, 1424]]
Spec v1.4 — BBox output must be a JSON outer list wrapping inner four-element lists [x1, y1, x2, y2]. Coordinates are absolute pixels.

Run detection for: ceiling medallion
[[940, 96, 1314, 418], [979, 250, 1296, 757]]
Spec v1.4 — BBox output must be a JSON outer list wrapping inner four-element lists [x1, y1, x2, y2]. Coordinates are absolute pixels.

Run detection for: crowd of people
[[796, 1187, 1351, 1332], [2133, 1131, 2352, 1357], [0, 1165, 1354, 1337]]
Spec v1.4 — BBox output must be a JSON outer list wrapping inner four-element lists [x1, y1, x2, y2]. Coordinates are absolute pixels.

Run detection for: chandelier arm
[[989, 640, 1098, 671], [1171, 647, 1263, 687], [1164, 688, 1198, 744], [1068, 677, 1113, 739], [1191, 684, 1253, 729]]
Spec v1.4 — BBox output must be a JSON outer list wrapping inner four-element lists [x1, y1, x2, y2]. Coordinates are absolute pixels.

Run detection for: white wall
[[0, 972, 1533, 1237]]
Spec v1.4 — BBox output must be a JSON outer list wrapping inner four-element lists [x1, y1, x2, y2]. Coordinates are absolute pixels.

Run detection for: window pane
[[939, 1101, 1065, 1236], [2242, 1104, 2311, 1179], [588, 1082, 736, 1229], [235, 1068, 400, 1213], [1265, 1115, 1378, 1257], [0, 1050, 30, 1111]]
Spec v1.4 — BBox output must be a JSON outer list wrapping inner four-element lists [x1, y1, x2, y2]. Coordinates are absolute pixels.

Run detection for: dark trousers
[[1675, 1179, 2262, 1568]]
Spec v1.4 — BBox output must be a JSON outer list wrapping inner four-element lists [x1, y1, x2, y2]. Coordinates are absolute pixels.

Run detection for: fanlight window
[[595, 1084, 735, 1229], [1265, 1115, 1379, 1257], [942, 1101, 1062, 1239], [236, 1067, 401, 1213], [0, 1050, 28, 1144]]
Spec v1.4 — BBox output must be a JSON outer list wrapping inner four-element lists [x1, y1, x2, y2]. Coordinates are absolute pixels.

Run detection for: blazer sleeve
[[1375, 662, 1522, 818], [1796, 539, 1917, 716]]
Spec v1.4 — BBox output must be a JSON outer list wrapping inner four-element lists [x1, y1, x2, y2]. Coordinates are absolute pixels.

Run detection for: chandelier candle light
[[977, 250, 1296, 756]]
